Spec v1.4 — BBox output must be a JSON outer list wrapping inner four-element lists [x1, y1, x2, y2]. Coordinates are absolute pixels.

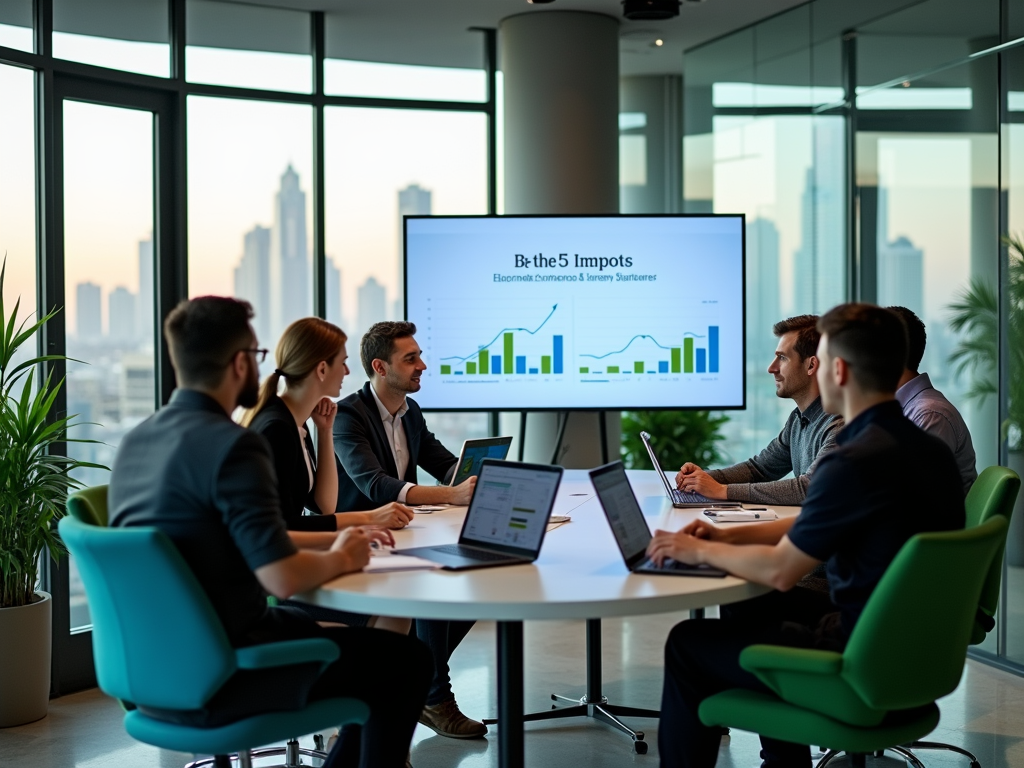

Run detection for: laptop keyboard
[[671, 488, 712, 504], [432, 544, 513, 562]]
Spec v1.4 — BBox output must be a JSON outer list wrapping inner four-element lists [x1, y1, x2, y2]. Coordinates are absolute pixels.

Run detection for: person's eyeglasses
[[242, 348, 269, 364]]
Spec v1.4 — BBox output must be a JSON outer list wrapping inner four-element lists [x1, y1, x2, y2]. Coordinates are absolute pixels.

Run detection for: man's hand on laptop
[[647, 528, 702, 567], [449, 476, 477, 506], [676, 466, 728, 500], [330, 526, 375, 572], [367, 502, 415, 529], [681, 518, 729, 542]]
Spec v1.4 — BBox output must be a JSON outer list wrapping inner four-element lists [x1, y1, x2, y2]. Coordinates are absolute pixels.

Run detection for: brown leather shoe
[[418, 699, 487, 739]]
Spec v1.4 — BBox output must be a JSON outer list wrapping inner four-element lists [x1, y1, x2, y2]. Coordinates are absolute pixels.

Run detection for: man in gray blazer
[[333, 321, 484, 740]]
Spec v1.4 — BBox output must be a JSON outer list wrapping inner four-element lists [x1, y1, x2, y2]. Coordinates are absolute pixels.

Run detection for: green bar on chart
[[440, 365, 452, 375], [466, 362, 477, 374], [541, 355, 551, 374], [580, 366, 589, 374], [634, 361, 644, 374], [684, 337, 694, 373], [479, 349, 489, 375], [608, 365, 620, 373], [671, 347, 681, 373], [504, 333, 514, 373]]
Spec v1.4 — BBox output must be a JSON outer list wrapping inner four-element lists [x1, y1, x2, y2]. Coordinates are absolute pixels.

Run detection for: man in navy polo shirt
[[648, 303, 965, 768]]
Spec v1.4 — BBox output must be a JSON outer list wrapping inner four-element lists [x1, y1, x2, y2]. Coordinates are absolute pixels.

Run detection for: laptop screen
[[640, 432, 676, 495], [591, 462, 652, 563], [450, 437, 513, 486], [461, 461, 561, 553]]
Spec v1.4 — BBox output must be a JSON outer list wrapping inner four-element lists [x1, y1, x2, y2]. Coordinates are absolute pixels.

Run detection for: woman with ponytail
[[242, 317, 415, 532]]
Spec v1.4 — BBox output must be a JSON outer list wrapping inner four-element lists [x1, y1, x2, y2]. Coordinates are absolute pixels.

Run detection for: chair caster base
[[185, 740, 328, 768]]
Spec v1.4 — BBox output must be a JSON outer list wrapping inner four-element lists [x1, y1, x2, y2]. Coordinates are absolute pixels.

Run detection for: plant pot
[[1006, 452, 1024, 568], [0, 591, 52, 727]]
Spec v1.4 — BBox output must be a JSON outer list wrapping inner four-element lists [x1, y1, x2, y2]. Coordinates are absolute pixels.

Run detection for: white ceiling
[[239, 0, 810, 75]]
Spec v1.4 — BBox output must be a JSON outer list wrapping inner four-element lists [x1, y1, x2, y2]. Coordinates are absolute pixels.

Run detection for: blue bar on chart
[[553, 335, 564, 374], [709, 326, 720, 372], [454, 371, 464, 375], [491, 355, 502, 374], [515, 356, 527, 374], [528, 368, 539, 374], [658, 361, 669, 373], [696, 348, 707, 373]]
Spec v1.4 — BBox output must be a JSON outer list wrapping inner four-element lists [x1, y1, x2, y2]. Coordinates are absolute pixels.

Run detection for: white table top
[[297, 469, 800, 622]]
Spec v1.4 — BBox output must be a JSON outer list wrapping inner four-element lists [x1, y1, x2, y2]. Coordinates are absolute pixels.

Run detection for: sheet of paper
[[364, 553, 442, 572]]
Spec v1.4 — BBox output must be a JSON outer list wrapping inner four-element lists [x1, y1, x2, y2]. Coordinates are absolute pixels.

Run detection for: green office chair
[[66, 484, 109, 526], [698, 515, 1008, 768], [59, 515, 369, 768], [895, 465, 1021, 768]]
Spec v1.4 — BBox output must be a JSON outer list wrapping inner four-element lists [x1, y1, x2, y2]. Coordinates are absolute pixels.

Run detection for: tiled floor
[[4, 614, 1024, 768]]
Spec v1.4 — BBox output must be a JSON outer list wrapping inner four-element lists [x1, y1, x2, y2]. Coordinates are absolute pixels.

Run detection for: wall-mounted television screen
[[403, 214, 745, 412]]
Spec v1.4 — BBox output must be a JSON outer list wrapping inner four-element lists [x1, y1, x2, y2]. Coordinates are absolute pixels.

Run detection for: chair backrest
[[965, 466, 1021, 640], [841, 516, 1007, 711], [67, 485, 110, 527], [58, 516, 237, 710]]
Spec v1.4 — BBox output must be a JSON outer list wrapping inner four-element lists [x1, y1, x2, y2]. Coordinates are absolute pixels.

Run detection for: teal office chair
[[59, 515, 369, 768], [698, 516, 1008, 768]]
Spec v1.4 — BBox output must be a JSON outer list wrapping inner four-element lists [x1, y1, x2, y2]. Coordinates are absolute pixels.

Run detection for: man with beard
[[332, 320, 485, 740], [675, 315, 843, 506], [109, 297, 431, 768]]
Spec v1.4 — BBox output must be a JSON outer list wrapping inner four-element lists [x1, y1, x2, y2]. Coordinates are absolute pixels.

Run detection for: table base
[[487, 618, 660, 764]]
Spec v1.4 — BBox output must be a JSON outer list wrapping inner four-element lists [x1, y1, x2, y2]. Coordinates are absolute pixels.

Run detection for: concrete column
[[499, 11, 620, 468], [620, 75, 683, 214]]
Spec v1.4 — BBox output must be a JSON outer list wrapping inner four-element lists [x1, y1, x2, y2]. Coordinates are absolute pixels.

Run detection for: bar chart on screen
[[405, 214, 746, 410]]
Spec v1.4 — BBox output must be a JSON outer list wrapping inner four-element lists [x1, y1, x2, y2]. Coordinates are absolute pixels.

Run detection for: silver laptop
[[639, 431, 734, 508], [396, 459, 563, 570], [448, 436, 514, 486], [590, 461, 726, 578]]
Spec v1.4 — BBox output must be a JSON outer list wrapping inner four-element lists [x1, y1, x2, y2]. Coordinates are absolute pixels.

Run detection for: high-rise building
[[326, 256, 344, 330], [876, 187, 925, 318], [234, 225, 272, 342], [357, 276, 387, 339], [137, 237, 153, 345], [76, 282, 102, 342], [269, 165, 310, 342], [746, 218, 781, 364], [108, 286, 137, 343], [396, 184, 432, 312], [792, 121, 845, 315]]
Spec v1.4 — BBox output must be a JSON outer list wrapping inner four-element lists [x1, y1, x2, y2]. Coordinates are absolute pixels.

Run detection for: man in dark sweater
[[110, 298, 431, 768], [650, 303, 965, 768], [676, 315, 843, 506]]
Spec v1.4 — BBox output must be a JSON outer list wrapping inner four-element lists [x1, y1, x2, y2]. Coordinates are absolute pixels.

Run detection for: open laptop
[[449, 436, 514, 486], [590, 461, 727, 578], [639, 431, 734, 508], [395, 459, 563, 570]]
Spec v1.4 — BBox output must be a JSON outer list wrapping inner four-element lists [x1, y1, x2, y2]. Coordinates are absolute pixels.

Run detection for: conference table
[[298, 469, 800, 768]]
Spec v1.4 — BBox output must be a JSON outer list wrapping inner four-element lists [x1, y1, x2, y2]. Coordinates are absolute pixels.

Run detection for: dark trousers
[[660, 588, 839, 768], [415, 619, 476, 706], [254, 608, 433, 768]]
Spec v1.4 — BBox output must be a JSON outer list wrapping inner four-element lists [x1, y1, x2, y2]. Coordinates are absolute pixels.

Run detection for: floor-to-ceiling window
[[0, 0, 494, 693], [683, 0, 1024, 672]]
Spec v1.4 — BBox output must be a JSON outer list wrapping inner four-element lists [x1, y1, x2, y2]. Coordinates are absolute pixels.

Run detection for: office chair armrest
[[740, 645, 843, 676], [235, 638, 340, 670]]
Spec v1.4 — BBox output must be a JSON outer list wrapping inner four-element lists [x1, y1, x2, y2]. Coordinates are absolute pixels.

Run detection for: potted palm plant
[[948, 234, 1024, 563], [0, 262, 97, 726]]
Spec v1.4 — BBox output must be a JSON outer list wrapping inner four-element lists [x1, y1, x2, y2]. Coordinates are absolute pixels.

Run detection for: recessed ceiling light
[[654, 39, 664, 46], [527, 0, 556, 4]]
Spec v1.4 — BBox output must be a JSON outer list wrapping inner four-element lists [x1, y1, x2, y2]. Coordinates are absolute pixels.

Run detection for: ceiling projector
[[622, 0, 681, 20]]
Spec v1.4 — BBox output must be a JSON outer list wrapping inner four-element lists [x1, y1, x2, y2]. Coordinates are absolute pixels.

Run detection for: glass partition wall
[[685, 0, 1024, 673], [0, 0, 494, 694]]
